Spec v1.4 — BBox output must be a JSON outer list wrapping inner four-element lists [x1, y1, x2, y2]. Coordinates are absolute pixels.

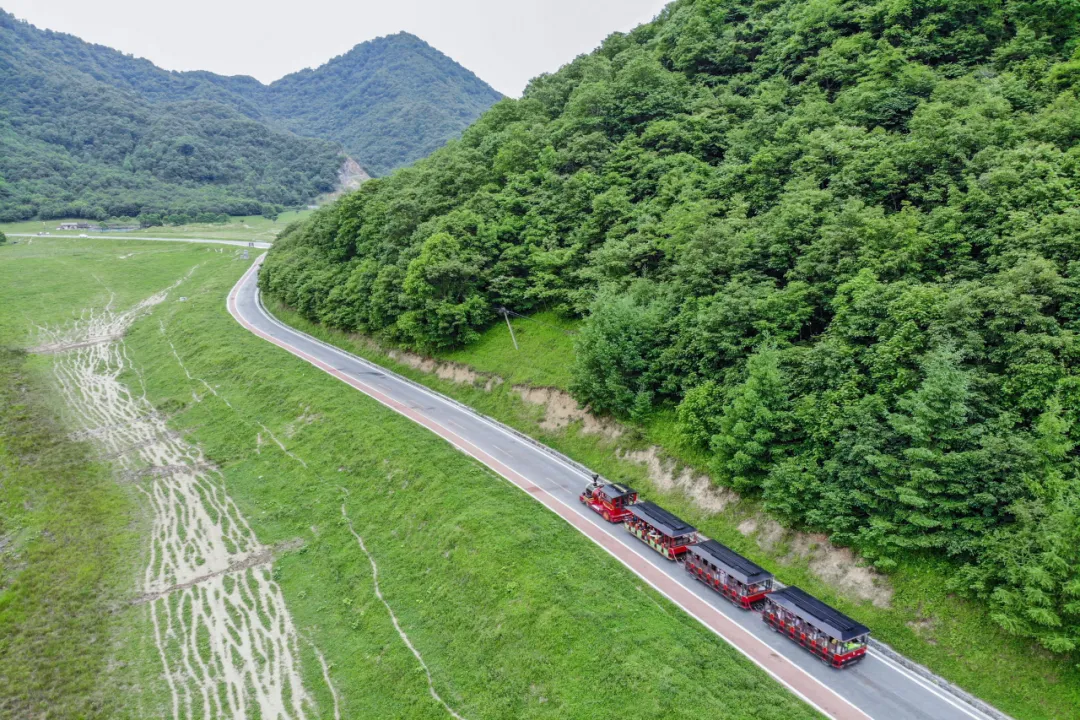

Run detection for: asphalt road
[[229, 256, 1002, 720]]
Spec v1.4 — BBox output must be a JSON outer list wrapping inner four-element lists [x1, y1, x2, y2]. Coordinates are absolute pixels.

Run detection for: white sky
[[4, 0, 672, 96]]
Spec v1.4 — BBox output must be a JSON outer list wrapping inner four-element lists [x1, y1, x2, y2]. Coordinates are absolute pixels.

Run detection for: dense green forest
[[262, 0, 1080, 659], [0, 12, 500, 220]]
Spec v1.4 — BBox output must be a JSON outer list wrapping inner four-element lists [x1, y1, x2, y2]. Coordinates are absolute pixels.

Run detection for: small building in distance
[[58, 222, 92, 231]]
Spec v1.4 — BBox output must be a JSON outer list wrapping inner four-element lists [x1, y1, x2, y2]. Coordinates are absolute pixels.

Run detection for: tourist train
[[580, 477, 870, 669]]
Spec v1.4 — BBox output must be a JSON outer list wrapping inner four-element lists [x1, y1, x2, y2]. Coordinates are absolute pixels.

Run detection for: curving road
[[229, 256, 1004, 720]]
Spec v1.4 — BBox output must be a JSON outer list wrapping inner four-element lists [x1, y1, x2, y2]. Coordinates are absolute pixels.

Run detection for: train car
[[625, 501, 699, 560], [685, 540, 775, 609], [580, 481, 639, 523], [762, 586, 870, 669]]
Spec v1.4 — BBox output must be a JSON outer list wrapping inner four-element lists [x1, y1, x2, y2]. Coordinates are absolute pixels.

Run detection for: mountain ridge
[[194, 32, 504, 176], [0, 11, 500, 220]]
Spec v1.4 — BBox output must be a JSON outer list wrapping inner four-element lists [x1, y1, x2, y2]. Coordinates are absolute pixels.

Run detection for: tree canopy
[[263, 0, 1080, 659]]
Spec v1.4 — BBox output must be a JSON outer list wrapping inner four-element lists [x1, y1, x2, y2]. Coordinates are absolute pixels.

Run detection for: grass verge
[[0, 211, 311, 244]]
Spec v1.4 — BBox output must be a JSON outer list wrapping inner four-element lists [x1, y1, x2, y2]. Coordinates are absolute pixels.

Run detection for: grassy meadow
[[439, 311, 580, 389], [267, 302, 1080, 720], [0, 239, 228, 717], [0, 236, 824, 718], [0, 347, 150, 718]]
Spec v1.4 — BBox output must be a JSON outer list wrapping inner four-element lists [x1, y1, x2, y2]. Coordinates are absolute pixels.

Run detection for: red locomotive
[[625, 501, 699, 560], [580, 477, 639, 523], [685, 540, 775, 609], [762, 586, 870, 668]]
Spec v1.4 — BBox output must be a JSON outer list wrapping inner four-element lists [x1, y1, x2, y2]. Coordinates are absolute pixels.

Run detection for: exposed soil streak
[[38, 279, 330, 720], [134, 539, 306, 605], [163, 320, 233, 408], [340, 499, 467, 720]]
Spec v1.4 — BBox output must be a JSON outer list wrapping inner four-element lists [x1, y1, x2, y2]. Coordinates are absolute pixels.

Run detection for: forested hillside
[[0, 13, 500, 220], [0, 10, 342, 221], [218, 33, 505, 177], [263, 0, 1080, 658]]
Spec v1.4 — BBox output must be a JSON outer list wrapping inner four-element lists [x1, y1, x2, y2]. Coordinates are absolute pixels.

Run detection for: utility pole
[[498, 307, 519, 351]]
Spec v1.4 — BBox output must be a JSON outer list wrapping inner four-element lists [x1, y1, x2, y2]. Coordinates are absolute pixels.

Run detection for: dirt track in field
[[37, 279, 336, 720]]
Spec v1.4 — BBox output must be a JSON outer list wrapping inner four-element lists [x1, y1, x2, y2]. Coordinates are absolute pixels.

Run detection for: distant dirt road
[[9, 233, 271, 248]]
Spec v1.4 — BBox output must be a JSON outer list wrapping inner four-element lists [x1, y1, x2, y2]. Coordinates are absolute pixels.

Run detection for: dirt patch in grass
[[388, 349, 501, 390], [377, 347, 623, 439], [907, 616, 938, 645], [513, 385, 623, 439], [618, 446, 737, 515], [284, 408, 322, 438]]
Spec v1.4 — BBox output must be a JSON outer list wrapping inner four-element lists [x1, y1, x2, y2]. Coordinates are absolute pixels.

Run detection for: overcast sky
[[3, 0, 671, 96]]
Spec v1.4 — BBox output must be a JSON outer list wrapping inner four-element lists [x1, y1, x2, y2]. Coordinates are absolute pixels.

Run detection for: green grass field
[[266, 301, 1080, 720], [0, 211, 312, 244], [0, 236, 823, 719], [439, 312, 580, 389], [0, 347, 151, 718]]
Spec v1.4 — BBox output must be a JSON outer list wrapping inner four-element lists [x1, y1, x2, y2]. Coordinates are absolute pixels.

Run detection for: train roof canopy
[[601, 483, 636, 500], [687, 540, 773, 585], [627, 501, 696, 538], [768, 586, 870, 642]]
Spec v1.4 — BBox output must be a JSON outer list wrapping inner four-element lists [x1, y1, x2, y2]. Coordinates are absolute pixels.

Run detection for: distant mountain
[[0, 12, 501, 221], [0, 11, 341, 221], [202, 33, 505, 177]]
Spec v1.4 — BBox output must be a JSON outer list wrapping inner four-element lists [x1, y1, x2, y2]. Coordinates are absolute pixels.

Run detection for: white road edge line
[[867, 651, 989, 720]]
